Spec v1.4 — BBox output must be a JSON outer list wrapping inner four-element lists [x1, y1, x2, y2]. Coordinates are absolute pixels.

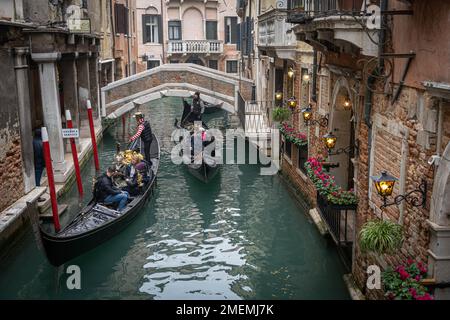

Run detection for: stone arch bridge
[[101, 63, 254, 120]]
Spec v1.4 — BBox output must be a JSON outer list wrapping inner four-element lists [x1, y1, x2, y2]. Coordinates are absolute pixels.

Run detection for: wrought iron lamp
[[343, 96, 352, 109], [323, 132, 358, 156], [275, 91, 283, 101], [370, 171, 427, 209], [323, 132, 337, 151], [287, 96, 298, 110], [287, 68, 295, 79], [301, 105, 328, 127]]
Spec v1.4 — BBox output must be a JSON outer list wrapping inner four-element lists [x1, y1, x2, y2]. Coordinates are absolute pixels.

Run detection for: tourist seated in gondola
[[123, 155, 141, 196], [95, 167, 130, 212], [136, 161, 152, 187]]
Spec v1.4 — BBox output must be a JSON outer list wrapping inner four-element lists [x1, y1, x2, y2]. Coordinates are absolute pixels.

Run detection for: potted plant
[[272, 107, 291, 124], [383, 259, 433, 300], [359, 219, 403, 254]]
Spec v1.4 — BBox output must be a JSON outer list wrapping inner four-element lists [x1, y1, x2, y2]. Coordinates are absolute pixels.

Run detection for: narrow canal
[[0, 98, 349, 299]]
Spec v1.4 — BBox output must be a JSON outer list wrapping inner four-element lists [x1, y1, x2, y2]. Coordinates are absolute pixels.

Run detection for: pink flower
[[416, 293, 433, 300], [409, 288, 417, 298], [407, 258, 414, 265]]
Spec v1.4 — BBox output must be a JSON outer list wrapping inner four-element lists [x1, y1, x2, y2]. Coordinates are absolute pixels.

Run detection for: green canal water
[[0, 98, 349, 299]]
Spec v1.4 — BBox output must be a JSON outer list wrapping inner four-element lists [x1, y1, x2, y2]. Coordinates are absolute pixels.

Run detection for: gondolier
[[191, 92, 205, 121], [130, 112, 153, 164]]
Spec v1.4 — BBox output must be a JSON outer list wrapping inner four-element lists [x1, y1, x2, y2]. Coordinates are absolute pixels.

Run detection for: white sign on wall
[[62, 129, 79, 139]]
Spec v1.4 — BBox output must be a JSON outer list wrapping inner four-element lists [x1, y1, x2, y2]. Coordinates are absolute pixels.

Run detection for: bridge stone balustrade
[[101, 63, 254, 120]]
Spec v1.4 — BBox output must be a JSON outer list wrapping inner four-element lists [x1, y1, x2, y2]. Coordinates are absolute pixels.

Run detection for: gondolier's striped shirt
[[130, 123, 145, 141]]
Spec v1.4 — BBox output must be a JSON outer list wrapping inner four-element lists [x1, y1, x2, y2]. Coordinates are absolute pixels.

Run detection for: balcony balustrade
[[167, 40, 223, 55], [259, 9, 297, 50]]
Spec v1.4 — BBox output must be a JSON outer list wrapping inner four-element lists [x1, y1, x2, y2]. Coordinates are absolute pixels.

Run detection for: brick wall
[[352, 85, 439, 299], [0, 50, 25, 212]]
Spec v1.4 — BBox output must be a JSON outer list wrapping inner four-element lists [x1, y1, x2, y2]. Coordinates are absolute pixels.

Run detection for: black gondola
[[39, 134, 160, 266], [175, 99, 220, 183], [202, 101, 223, 114]]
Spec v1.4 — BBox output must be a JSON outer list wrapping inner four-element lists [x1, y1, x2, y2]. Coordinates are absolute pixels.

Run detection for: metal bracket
[[381, 179, 427, 209]]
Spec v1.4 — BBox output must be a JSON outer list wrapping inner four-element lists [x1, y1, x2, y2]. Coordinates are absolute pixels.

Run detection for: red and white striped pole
[[87, 100, 100, 171], [66, 110, 83, 197], [41, 127, 61, 232]]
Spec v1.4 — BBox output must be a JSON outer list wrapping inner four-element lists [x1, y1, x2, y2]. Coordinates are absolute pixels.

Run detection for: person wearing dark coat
[[96, 167, 129, 211], [191, 92, 205, 121], [33, 128, 45, 187]]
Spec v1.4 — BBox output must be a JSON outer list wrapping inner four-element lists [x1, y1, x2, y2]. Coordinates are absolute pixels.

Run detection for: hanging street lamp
[[323, 132, 337, 151], [370, 170, 427, 209], [275, 91, 283, 101], [287, 68, 295, 79], [301, 105, 328, 127], [287, 96, 298, 110], [302, 73, 310, 82], [343, 96, 352, 109]]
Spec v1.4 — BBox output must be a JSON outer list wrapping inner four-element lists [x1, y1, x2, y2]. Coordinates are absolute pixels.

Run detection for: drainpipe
[[311, 48, 317, 102], [160, 0, 166, 64], [126, 0, 132, 75], [378, 0, 388, 72], [366, 0, 388, 194]]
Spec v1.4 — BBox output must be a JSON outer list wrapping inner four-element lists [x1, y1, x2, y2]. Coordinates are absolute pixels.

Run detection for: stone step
[[39, 204, 68, 219]]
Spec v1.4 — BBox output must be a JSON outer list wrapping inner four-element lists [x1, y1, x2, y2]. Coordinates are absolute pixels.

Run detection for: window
[[168, 20, 181, 40], [285, 140, 292, 159], [147, 60, 160, 70], [142, 14, 161, 43], [208, 60, 218, 70], [224, 17, 238, 44], [205, 21, 218, 40], [297, 145, 308, 174], [170, 60, 179, 64], [115, 3, 129, 35], [226, 60, 238, 73]]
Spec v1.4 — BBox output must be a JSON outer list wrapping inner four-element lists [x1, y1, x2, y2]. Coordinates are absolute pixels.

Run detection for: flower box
[[317, 191, 357, 211]]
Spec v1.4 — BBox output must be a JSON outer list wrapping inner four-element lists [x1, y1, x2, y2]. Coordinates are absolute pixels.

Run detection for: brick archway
[[328, 76, 355, 190]]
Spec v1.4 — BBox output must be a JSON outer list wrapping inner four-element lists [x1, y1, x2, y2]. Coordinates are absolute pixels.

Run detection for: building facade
[[282, 0, 450, 299], [0, 0, 105, 213], [136, 0, 240, 73]]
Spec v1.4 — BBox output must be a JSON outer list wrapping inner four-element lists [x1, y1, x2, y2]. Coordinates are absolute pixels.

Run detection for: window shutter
[[124, 6, 129, 35], [142, 15, 147, 42], [230, 17, 238, 44], [236, 22, 241, 50], [224, 19, 229, 43], [158, 15, 163, 44]]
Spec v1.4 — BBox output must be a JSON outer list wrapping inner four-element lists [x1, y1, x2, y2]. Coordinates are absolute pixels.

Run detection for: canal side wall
[[0, 50, 25, 213], [0, 122, 105, 258]]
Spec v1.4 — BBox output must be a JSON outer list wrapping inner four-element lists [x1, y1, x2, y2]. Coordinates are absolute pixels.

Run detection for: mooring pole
[[86, 100, 100, 171], [41, 127, 61, 232], [65, 110, 83, 197]]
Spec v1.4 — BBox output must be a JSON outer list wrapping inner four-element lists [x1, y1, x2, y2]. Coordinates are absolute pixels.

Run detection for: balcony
[[316, 191, 356, 266], [287, 0, 379, 56], [167, 40, 223, 55], [259, 9, 297, 56]]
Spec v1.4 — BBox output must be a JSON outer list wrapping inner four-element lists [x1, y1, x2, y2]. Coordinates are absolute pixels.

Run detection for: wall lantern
[[323, 132, 337, 151], [301, 105, 328, 127], [370, 170, 427, 209], [323, 132, 358, 156], [302, 73, 311, 82], [287, 97, 298, 110], [343, 96, 352, 109], [275, 91, 283, 102], [287, 68, 295, 79]]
